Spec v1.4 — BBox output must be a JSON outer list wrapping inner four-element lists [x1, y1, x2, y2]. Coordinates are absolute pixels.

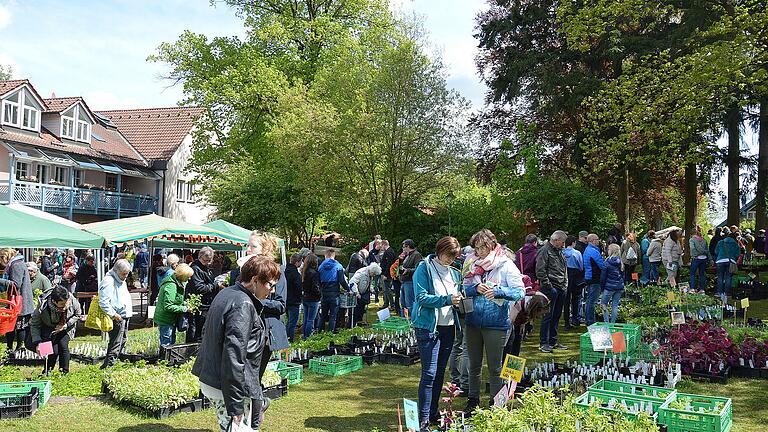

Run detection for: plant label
[[631, 273, 639, 281], [377, 308, 391, 322], [612, 332, 626, 354], [147, 306, 156, 319], [671, 311, 685, 325], [500, 354, 525, 382], [403, 399, 419, 431], [37, 341, 53, 357], [493, 383, 510, 407], [588, 325, 613, 351], [741, 298, 750, 309]]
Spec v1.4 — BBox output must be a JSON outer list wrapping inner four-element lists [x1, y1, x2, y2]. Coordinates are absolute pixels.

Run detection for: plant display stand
[[102, 382, 211, 420], [371, 317, 411, 333], [267, 361, 303, 385], [308, 355, 363, 377]]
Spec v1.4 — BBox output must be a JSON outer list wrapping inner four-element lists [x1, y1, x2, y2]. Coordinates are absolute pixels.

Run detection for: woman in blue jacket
[[461, 229, 525, 413], [411, 237, 463, 431], [715, 230, 741, 302], [600, 244, 625, 323]]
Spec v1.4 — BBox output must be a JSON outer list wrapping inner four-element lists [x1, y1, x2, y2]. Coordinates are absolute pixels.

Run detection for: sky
[[0, 0, 488, 110]]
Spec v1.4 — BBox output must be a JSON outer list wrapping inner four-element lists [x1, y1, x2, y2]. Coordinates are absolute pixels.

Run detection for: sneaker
[[552, 343, 569, 350], [539, 344, 552, 353]]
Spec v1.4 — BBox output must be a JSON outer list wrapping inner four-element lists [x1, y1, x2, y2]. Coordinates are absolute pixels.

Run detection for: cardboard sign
[[741, 298, 750, 309], [493, 383, 510, 407], [588, 325, 613, 351], [38, 341, 53, 357], [671, 311, 686, 325], [611, 332, 626, 354], [403, 399, 419, 431], [500, 354, 525, 382], [377, 307, 391, 322], [631, 273, 639, 281]]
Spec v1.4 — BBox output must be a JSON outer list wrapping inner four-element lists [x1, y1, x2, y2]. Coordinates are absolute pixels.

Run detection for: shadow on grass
[[117, 425, 209, 432], [305, 413, 394, 432]]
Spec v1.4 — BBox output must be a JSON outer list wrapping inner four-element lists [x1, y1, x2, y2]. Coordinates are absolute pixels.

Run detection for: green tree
[[0, 64, 11, 80]]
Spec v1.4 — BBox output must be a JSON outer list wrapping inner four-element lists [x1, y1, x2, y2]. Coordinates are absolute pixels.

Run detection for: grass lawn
[[1, 301, 767, 431]]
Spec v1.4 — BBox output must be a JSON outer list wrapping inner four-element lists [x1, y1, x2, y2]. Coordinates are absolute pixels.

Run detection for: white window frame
[[2, 89, 41, 131], [2, 99, 19, 127], [15, 161, 28, 180], [22, 105, 38, 130], [74, 169, 84, 187], [61, 116, 75, 139], [177, 180, 188, 202], [60, 103, 92, 143], [76, 119, 90, 142]]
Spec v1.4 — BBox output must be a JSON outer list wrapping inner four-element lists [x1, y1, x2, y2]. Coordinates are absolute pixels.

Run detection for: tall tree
[[0, 65, 10, 80]]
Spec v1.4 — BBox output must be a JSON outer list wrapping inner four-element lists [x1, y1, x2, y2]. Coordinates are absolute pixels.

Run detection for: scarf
[[463, 244, 506, 285]]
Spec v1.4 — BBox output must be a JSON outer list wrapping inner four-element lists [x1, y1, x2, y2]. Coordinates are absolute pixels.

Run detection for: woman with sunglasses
[[30, 285, 82, 375]]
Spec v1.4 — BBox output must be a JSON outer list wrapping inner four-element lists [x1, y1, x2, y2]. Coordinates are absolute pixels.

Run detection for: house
[[97, 107, 212, 225], [716, 197, 762, 228], [0, 79, 160, 223]]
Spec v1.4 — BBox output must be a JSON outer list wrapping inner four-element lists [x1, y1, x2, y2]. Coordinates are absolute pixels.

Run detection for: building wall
[[0, 148, 10, 181], [41, 114, 60, 137], [160, 132, 213, 225]]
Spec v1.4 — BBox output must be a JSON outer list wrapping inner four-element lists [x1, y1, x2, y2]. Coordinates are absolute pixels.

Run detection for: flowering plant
[[669, 322, 738, 374]]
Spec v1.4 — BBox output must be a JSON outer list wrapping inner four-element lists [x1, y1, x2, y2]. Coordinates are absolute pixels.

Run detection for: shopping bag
[[84, 294, 113, 332], [0, 282, 22, 336]]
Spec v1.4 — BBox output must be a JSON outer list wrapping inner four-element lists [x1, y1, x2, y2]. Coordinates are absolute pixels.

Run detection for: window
[[74, 169, 84, 186], [22, 106, 37, 129], [15, 161, 28, 180], [76, 121, 90, 141], [53, 166, 69, 184], [61, 104, 92, 143], [186, 183, 194, 203], [177, 180, 187, 202], [2, 89, 41, 131], [61, 117, 75, 139], [106, 174, 118, 191], [36, 164, 48, 184], [2, 100, 19, 125]]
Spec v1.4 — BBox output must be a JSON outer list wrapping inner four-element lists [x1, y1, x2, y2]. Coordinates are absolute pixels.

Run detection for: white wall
[[160, 132, 213, 225]]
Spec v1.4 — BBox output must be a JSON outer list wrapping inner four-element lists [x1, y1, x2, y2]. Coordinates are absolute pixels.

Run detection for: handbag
[[176, 313, 189, 333], [84, 294, 114, 332], [729, 261, 739, 274], [0, 282, 22, 336]]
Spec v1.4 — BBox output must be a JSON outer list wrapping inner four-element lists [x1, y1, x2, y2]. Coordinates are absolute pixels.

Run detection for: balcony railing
[[7, 181, 157, 215]]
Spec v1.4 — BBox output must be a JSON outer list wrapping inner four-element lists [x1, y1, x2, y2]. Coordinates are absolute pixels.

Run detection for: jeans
[[690, 258, 708, 291], [401, 281, 415, 315], [585, 283, 601, 326], [640, 256, 651, 285], [158, 324, 177, 347], [649, 261, 660, 284], [381, 277, 394, 308], [321, 296, 340, 332], [601, 290, 623, 323], [416, 326, 455, 424], [286, 304, 300, 342], [138, 267, 148, 287], [716, 262, 732, 301], [302, 301, 321, 339], [504, 324, 524, 357], [564, 268, 582, 326], [623, 264, 637, 282], [103, 318, 129, 368], [465, 326, 507, 402], [448, 319, 469, 390], [540, 288, 565, 346]]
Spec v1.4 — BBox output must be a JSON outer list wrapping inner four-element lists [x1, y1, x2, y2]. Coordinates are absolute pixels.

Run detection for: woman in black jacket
[[75, 255, 98, 311], [30, 286, 82, 374], [192, 256, 280, 432], [284, 254, 303, 342], [301, 254, 321, 340]]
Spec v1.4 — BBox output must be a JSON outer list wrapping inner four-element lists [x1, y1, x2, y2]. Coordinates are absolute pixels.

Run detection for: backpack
[[625, 245, 638, 264]]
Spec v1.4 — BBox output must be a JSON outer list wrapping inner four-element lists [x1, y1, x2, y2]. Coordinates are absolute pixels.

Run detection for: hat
[[578, 231, 589, 238], [402, 239, 416, 249]]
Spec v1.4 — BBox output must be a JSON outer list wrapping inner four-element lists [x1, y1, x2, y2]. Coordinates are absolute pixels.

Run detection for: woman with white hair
[[27, 261, 52, 294], [350, 262, 382, 325]]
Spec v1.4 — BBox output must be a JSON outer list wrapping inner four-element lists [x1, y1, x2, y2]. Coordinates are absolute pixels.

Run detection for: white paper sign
[[377, 307, 391, 322]]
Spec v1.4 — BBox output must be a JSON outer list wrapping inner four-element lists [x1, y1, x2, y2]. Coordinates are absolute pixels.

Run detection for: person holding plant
[[0, 248, 34, 355], [155, 263, 195, 347], [300, 253, 321, 340], [30, 285, 82, 375], [600, 244, 625, 323], [715, 229, 741, 303], [411, 236, 463, 431], [689, 226, 711, 293], [662, 230, 684, 288], [193, 256, 281, 432], [462, 229, 525, 413]]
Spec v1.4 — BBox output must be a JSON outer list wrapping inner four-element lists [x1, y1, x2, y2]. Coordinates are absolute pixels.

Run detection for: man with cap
[[398, 239, 423, 317]]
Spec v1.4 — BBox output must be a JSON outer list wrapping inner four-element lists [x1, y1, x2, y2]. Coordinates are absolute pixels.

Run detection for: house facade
[[1, 79, 212, 225]]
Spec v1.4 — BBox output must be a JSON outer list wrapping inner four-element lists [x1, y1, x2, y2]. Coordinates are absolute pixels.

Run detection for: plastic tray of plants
[[658, 393, 733, 432], [0, 387, 40, 419]]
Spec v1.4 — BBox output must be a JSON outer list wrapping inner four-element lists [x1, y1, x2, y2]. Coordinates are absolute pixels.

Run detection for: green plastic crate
[[574, 390, 661, 422], [588, 379, 676, 404], [372, 317, 411, 333], [267, 361, 303, 385], [589, 322, 642, 342], [0, 381, 51, 408], [659, 393, 732, 432], [308, 355, 363, 377]]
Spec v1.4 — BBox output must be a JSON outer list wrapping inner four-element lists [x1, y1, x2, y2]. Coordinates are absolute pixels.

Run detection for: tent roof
[[202, 219, 286, 247], [83, 214, 247, 247], [0, 204, 105, 249], [6, 203, 83, 229]]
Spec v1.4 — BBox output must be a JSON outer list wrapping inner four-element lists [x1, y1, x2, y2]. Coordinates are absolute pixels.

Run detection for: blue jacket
[[715, 237, 741, 262], [600, 256, 624, 291], [411, 255, 462, 332], [463, 255, 525, 331], [640, 237, 651, 259], [135, 251, 149, 269], [562, 247, 583, 271], [583, 244, 605, 283], [318, 258, 350, 297]]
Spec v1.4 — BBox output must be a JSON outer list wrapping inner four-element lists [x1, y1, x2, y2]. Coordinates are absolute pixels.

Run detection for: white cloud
[[83, 90, 142, 111], [0, 4, 11, 29]]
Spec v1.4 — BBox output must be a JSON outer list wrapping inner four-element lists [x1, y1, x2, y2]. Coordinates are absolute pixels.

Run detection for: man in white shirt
[[99, 259, 133, 369]]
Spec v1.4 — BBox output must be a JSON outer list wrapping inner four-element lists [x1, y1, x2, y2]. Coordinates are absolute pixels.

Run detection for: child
[[504, 290, 551, 356], [600, 244, 624, 323]]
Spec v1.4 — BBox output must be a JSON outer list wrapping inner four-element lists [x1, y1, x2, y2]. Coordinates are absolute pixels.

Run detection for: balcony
[[1, 180, 157, 216]]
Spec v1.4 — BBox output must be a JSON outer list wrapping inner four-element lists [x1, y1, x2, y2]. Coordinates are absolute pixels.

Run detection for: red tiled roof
[[97, 107, 204, 160], [0, 80, 28, 96], [0, 125, 146, 166], [43, 97, 81, 113]]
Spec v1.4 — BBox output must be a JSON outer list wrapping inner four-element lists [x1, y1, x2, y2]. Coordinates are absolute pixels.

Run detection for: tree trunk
[[616, 168, 629, 230], [726, 105, 741, 226], [683, 163, 698, 265], [756, 98, 768, 231]]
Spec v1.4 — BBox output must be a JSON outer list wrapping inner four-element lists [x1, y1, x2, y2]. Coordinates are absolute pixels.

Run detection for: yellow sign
[[741, 298, 750, 309], [666, 291, 677, 302], [500, 354, 526, 382]]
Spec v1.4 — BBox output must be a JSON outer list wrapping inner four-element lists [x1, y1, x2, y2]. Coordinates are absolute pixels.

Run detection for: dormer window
[[2, 88, 42, 131], [61, 104, 92, 144]]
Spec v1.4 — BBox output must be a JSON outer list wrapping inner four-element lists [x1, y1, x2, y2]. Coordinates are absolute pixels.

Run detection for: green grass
[[1, 300, 766, 431]]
